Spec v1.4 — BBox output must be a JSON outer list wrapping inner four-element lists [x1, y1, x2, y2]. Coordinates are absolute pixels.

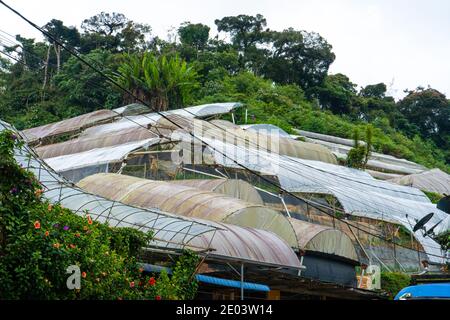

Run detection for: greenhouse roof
[[183, 135, 448, 263], [21, 109, 117, 144], [44, 138, 160, 172], [1, 120, 220, 252], [78, 174, 360, 262], [389, 169, 450, 195], [79, 102, 242, 137]]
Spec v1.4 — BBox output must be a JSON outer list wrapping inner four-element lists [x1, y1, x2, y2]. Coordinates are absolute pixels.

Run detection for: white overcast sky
[[1, 0, 449, 99]]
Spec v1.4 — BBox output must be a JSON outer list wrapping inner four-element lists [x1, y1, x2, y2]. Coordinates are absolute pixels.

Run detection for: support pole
[[240, 263, 244, 301]]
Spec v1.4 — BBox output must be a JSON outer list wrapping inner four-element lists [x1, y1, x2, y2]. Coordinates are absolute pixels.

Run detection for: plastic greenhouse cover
[[44, 138, 159, 172], [241, 124, 292, 138], [185, 134, 448, 263], [21, 109, 117, 143], [389, 169, 450, 195], [83, 102, 242, 136], [0, 120, 220, 251]]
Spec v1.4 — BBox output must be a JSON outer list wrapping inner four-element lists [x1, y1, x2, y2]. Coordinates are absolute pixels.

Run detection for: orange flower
[[87, 215, 93, 225], [47, 204, 53, 211], [34, 221, 41, 229], [44, 230, 49, 237], [53, 242, 60, 249], [34, 189, 43, 197], [75, 232, 81, 238], [81, 272, 87, 278], [69, 244, 76, 249]]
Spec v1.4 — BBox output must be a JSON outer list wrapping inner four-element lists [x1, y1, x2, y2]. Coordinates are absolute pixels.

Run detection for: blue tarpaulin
[[196, 274, 270, 292], [141, 263, 270, 292]]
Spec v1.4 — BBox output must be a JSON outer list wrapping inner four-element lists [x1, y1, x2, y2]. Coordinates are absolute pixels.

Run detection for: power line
[[0, 0, 445, 260]]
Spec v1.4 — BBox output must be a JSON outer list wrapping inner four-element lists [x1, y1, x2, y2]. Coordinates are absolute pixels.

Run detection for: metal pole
[[240, 263, 244, 301]]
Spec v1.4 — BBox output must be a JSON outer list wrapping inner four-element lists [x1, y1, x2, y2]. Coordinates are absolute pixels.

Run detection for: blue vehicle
[[395, 283, 450, 300]]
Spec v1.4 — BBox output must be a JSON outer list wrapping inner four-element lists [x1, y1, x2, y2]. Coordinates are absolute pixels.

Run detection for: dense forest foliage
[[0, 13, 449, 171]]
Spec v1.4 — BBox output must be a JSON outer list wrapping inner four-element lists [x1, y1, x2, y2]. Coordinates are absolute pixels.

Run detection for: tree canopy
[[0, 12, 448, 171]]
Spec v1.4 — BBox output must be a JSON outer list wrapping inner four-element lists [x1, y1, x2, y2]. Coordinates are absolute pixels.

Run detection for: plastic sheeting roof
[[44, 138, 160, 172], [78, 174, 358, 261], [21, 103, 241, 144], [288, 218, 358, 262], [80, 102, 242, 137], [241, 124, 292, 138], [36, 126, 157, 159], [179, 135, 448, 263], [155, 115, 338, 165], [0, 120, 219, 251], [170, 179, 264, 205], [21, 109, 117, 143], [296, 129, 427, 175], [189, 221, 302, 268], [77, 173, 299, 248], [389, 169, 450, 195]]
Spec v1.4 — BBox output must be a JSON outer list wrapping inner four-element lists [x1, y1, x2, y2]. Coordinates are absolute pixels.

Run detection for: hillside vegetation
[[0, 13, 448, 172]]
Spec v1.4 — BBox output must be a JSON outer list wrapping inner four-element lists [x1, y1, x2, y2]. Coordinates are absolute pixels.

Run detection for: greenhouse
[[36, 126, 158, 159], [77, 173, 299, 248], [77, 173, 361, 265], [169, 179, 265, 205], [154, 115, 339, 164], [21, 109, 118, 144], [75, 102, 242, 137], [172, 134, 448, 263], [1, 120, 220, 251], [389, 169, 450, 195]]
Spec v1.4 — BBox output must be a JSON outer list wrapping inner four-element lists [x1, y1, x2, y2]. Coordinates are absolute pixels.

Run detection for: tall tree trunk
[[53, 43, 61, 73], [22, 50, 27, 70], [42, 45, 51, 91]]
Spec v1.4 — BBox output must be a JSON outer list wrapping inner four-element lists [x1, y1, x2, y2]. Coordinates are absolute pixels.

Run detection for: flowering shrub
[[0, 130, 199, 300]]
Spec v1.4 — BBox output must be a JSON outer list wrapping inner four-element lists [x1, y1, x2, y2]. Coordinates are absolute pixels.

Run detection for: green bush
[[0, 130, 199, 300], [380, 272, 411, 299]]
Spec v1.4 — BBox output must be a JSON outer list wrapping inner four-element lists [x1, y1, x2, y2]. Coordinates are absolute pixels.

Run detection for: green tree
[[115, 52, 198, 111], [215, 14, 267, 53], [215, 14, 268, 72], [53, 50, 121, 114], [311, 73, 357, 114], [80, 12, 151, 53], [397, 87, 450, 146], [360, 83, 387, 99], [346, 126, 373, 169], [178, 22, 210, 51], [263, 29, 335, 89]]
